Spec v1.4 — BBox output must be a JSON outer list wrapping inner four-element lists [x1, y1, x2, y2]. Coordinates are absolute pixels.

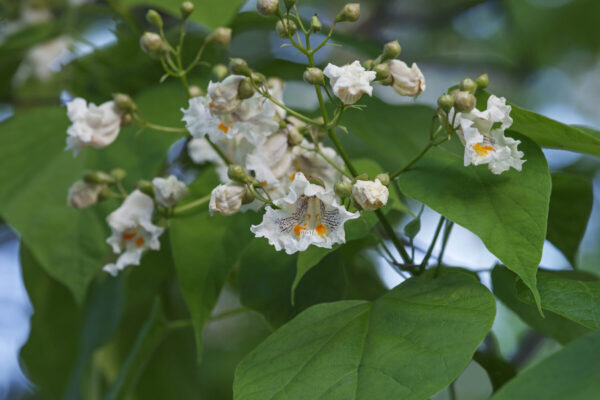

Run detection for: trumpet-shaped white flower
[[251, 173, 359, 254], [291, 141, 344, 190], [388, 60, 425, 97], [209, 183, 246, 216], [452, 95, 525, 175], [182, 75, 279, 145], [14, 36, 71, 84], [152, 175, 188, 207], [67, 180, 103, 209], [103, 190, 164, 276], [324, 61, 376, 104], [188, 135, 255, 183], [65, 98, 122, 156], [352, 179, 389, 211]]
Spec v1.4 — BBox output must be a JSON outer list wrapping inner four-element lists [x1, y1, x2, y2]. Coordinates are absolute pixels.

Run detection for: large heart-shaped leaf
[[490, 330, 600, 400], [547, 173, 593, 266], [234, 269, 495, 400], [169, 168, 260, 362], [396, 134, 550, 308]]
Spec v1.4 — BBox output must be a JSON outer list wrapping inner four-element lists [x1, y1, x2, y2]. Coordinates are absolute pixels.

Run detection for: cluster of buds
[[437, 74, 489, 126], [67, 169, 126, 209], [335, 172, 390, 211]]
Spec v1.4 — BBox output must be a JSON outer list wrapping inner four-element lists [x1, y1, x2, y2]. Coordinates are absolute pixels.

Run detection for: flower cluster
[[60, 0, 526, 277]]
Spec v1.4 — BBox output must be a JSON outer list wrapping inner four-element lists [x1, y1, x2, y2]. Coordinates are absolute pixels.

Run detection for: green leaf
[[169, 168, 260, 362], [121, 0, 244, 29], [491, 266, 590, 344], [473, 351, 517, 392], [516, 270, 600, 330], [0, 85, 182, 302], [234, 269, 495, 400], [477, 91, 600, 156], [396, 133, 550, 309], [490, 330, 600, 400], [547, 173, 593, 266]]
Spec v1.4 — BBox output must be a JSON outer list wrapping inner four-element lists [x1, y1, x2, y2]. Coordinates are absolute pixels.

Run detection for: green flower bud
[[98, 185, 112, 202], [460, 77, 477, 93], [228, 164, 248, 183], [241, 186, 255, 205], [113, 93, 136, 112], [180, 1, 194, 18], [375, 173, 390, 186], [284, 0, 296, 10], [84, 171, 115, 184], [146, 9, 163, 28], [251, 71, 266, 84], [238, 78, 255, 100], [275, 18, 296, 38], [452, 90, 476, 113], [311, 15, 322, 32], [140, 32, 163, 54], [257, 0, 280, 16], [138, 180, 155, 197], [336, 3, 360, 23], [110, 168, 127, 181], [212, 63, 228, 80], [353, 173, 369, 182], [213, 27, 232, 46], [475, 73, 489, 90], [308, 176, 326, 188], [373, 63, 390, 81], [382, 40, 402, 61], [229, 58, 251, 76], [188, 85, 204, 98], [363, 59, 374, 69], [121, 113, 133, 127], [303, 67, 324, 85], [334, 180, 353, 198], [437, 93, 454, 113]]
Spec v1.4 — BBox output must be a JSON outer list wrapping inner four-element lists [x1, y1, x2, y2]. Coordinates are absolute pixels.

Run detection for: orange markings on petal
[[135, 237, 145, 247], [261, 181, 267, 187], [290, 172, 296, 181], [473, 143, 495, 156], [122, 232, 136, 241], [315, 224, 327, 236], [293, 224, 304, 237], [218, 123, 230, 133]]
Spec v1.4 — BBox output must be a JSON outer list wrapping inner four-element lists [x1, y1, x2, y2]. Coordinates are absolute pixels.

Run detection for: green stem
[[256, 85, 321, 126], [420, 216, 445, 270], [390, 136, 448, 179], [205, 137, 232, 165], [173, 194, 210, 215], [375, 209, 411, 264], [449, 380, 457, 400], [434, 221, 454, 278], [141, 121, 188, 133]]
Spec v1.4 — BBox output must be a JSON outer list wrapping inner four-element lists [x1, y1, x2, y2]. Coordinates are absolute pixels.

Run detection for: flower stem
[[173, 194, 210, 215], [390, 136, 448, 179], [205, 136, 232, 165], [420, 216, 445, 270], [434, 220, 454, 278]]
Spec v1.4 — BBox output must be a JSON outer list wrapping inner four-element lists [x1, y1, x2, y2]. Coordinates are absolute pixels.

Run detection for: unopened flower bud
[[382, 40, 402, 61], [257, 0, 279, 16], [284, 0, 296, 10], [213, 27, 232, 46], [311, 15, 322, 32], [146, 9, 163, 28], [475, 73, 489, 90], [152, 175, 188, 207], [111, 168, 127, 181], [180, 1, 194, 18], [334, 180, 353, 198], [137, 180, 155, 197], [352, 179, 389, 211], [84, 171, 115, 184], [210, 184, 246, 216], [375, 173, 390, 186], [275, 18, 296, 38], [68, 180, 103, 209], [460, 77, 477, 93], [452, 90, 476, 112], [238, 78, 255, 100], [437, 93, 454, 113], [373, 63, 390, 81], [308, 176, 325, 188], [140, 32, 162, 54], [121, 113, 133, 126], [228, 164, 248, 183], [113, 93, 136, 112], [212, 63, 228, 80], [241, 186, 255, 205], [251, 71, 266, 84], [303, 67, 324, 85], [336, 3, 360, 23], [287, 126, 304, 146], [98, 186, 112, 202], [354, 173, 369, 182], [188, 85, 204, 98], [229, 58, 251, 76]]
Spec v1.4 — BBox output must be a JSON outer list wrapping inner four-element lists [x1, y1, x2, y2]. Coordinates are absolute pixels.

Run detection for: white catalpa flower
[[251, 173, 359, 254], [323, 60, 376, 104], [209, 183, 246, 216], [13, 36, 72, 84], [388, 60, 426, 97], [65, 98, 123, 156], [188, 135, 255, 183], [352, 179, 389, 211], [67, 180, 103, 209], [452, 95, 525, 175], [206, 74, 245, 116], [246, 132, 293, 189], [181, 96, 226, 141], [291, 141, 344, 190], [152, 175, 188, 207], [103, 190, 164, 276]]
